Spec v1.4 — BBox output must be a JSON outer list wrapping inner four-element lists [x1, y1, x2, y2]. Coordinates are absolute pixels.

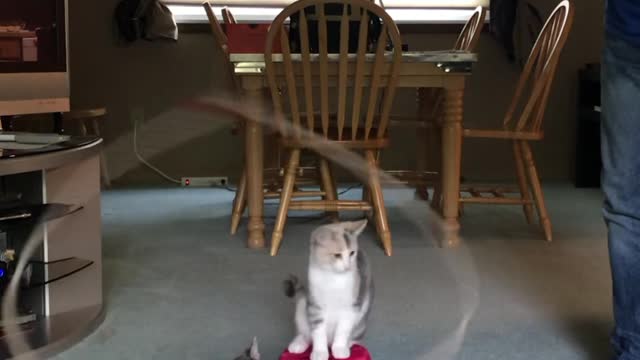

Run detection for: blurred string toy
[[2, 94, 479, 360]]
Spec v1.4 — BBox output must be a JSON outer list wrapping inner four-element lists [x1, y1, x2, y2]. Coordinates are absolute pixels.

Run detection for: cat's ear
[[311, 225, 334, 246], [344, 219, 367, 237], [250, 337, 260, 360]]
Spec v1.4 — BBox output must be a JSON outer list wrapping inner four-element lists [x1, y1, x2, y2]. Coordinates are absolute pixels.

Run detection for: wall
[[68, 0, 241, 186], [67, 0, 603, 186]]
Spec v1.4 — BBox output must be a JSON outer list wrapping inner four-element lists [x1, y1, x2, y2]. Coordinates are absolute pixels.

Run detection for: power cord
[[133, 114, 363, 195], [338, 184, 360, 196], [222, 184, 237, 192], [132, 114, 243, 192], [133, 114, 182, 184]]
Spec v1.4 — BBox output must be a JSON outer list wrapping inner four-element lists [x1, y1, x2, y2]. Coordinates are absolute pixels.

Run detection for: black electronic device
[[574, 63, 601, 188]]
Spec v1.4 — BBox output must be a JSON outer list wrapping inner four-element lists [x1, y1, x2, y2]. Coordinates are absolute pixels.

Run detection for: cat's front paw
[[287, 335, 310, 354], [310, 349, 330, 360], [331, 344, 351, 359]]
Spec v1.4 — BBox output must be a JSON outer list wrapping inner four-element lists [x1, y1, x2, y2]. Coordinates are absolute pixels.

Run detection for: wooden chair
[[203, 2, 230, 56], [204, 3, 248, 234], [453, 6, 487, 51], [64, 108, 111, 187], [386, 6, 486, 204], [221, 7, 236, 25], [203, 3, 332, 235], [265, 0, 403, 256], [460, 0, 574, 241]]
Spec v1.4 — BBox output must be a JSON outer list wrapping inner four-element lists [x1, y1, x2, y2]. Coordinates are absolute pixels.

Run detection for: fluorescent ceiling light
[[168, 5, 487, 24]]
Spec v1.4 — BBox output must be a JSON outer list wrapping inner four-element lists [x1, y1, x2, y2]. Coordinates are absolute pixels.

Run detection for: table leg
[[440, 87, 464, 247], [244, 83, 265, 249]]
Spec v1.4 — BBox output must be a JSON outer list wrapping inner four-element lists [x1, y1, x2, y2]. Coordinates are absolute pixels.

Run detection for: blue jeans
[[602, 33, 640, 360]]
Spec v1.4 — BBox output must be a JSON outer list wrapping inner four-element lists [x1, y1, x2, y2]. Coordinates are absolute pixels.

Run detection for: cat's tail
[[283, 274, 305, 298]]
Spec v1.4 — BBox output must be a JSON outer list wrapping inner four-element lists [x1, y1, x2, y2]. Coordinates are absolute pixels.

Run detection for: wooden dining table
[[230, 50, 477, 249]]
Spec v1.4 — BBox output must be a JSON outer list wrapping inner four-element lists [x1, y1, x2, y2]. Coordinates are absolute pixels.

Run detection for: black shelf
[[0, 136, 100, 159], [26, 257, 93, 289], [0, 305, 104, 359], [0, 203, 83, 231]]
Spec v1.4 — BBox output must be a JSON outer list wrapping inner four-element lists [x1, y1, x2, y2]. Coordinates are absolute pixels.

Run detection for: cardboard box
[[0, 38, 21, 61], [226, 24, 283, 53], [22, 37, 38, 62]]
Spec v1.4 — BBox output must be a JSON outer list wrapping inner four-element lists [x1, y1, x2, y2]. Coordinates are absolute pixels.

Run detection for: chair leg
[[513, 141, 535, 224], [365, 183, 384, 238], [363, 151, 379, 223], [414, 133, 430, 203], [365, 151, 392, 256], [361, 185, 374, 222], [318, 157, 339, 222], [328, 160, 339, 199], [271, 149, 301, 256], [318, 161, 327, 197], [431, 181, 443, 213], [230, 170, 247, 235], [415, 125, 429, 201], [415, 88, 430, 201], [328, 160, 340, 221], [99, 153, 111, 188], [520, 142, 552, 242], [429, 118, 443, 213], [89, 119, 111, 188]]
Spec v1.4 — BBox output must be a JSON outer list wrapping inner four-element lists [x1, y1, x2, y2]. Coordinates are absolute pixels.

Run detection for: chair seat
[[64, 108, 107, 119], [278, 125, 389, 149], [280, 135, 390, 150], [388, 115, 439, 129], [462, 128, 544, 140]]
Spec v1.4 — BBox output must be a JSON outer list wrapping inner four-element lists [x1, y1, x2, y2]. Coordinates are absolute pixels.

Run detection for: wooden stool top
[[65, 108, 107, 119]]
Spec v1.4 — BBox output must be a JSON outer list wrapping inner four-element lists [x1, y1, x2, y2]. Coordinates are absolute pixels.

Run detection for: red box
[[226, 24, 282, 53], [279, 345, 372, 360]]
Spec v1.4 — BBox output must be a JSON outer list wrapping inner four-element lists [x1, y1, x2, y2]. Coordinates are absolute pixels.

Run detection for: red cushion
[[280, 345, 371, 360]]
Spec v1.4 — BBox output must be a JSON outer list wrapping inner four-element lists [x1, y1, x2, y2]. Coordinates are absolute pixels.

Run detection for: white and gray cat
[[284, 219, 373, 360]]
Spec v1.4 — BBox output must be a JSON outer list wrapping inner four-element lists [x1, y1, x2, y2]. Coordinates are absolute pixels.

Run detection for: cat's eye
[[350, 251, 356, 257], [334, 254, 342, 259]]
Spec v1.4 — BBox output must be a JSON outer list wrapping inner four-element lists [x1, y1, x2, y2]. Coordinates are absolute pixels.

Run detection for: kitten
[[233, 337, 260, 360], [284, 220, 373, 360]]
